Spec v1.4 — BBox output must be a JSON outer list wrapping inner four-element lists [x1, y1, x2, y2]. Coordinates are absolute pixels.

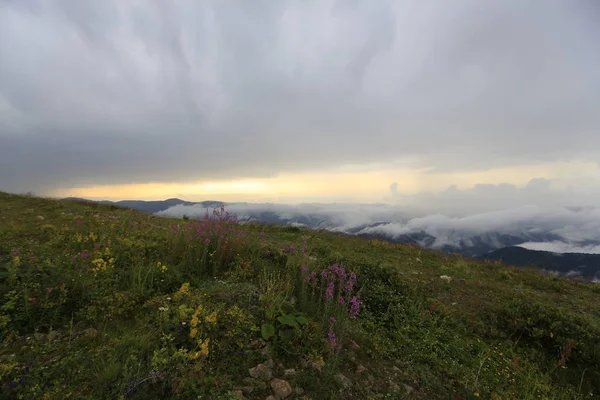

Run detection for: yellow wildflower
[[190, 327, 198, 339], [12, 256, 20, 267], [205, 312, 217, 325], [199, 339, 210, 357], [178, 282, 190, 295]]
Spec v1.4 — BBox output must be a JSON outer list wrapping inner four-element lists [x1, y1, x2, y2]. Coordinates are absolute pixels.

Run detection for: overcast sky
[[1, 0, 600, 207]]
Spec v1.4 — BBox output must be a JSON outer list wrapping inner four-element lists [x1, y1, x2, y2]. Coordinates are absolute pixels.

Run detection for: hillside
[[482, 246, 600, 280], [1, 192, 599, 399]]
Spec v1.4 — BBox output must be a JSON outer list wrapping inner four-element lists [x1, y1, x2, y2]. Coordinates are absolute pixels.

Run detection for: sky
[[1, 0, 600, 209]]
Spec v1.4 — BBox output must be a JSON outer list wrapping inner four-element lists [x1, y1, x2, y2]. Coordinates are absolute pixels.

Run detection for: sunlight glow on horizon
[[53, 161, 600, 203]]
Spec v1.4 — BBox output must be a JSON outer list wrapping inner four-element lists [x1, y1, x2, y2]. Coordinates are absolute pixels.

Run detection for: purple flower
[[11, 249, 19, 256], [329, 316, 337, 324], [301, 265, 309, 273], [326, 329, 337, 348], [80, 252, 88, 259], [325, 282, 335, 300], [326, 328, 342, 350], [349, 296, 361, 319], [345, 280, 354, 292], [338, 296, 346, 305]]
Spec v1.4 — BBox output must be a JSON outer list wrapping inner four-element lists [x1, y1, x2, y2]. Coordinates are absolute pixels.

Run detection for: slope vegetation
[[0, 192, 599, 399]]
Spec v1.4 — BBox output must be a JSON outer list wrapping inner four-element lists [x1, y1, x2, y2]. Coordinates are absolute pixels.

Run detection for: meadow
[[0, 191, 599, 399]]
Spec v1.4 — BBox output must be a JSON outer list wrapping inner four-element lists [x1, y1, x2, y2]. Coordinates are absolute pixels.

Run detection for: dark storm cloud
[[1, 0, 599, 192]]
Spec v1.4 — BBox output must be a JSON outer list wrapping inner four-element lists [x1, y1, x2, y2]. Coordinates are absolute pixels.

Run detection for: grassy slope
[[0, 192, 599, 400]]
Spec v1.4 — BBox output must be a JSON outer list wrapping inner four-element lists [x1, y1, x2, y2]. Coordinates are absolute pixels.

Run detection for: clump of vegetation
[[0, 191, 599, 399]]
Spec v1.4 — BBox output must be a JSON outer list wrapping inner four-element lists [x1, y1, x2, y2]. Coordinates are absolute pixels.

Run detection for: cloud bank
[[1, 0, 600, 194], [158, 201, 600, 253], [389, 178, 600, 215]]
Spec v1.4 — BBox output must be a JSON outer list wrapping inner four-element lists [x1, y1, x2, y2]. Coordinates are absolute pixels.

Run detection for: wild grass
[[0, 191, 599, 399]]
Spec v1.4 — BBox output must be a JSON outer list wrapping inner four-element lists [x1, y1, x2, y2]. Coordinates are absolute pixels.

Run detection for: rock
[[334, 373, 352, 389], [283, 368, 296, 377], [259, 346, 270, 357], [232, 390, 246, 400], [439, 275, 452, 283], [249, 364, 272, 381], [36, 215, 45, 220], [240, 386, 254, 394], [356, 364, 366, 374], [249, 339, 266, 350], [33, 332, 46, 343], [403, 384, 414, 394], [47, 330, 60, 342], [270, 378, 292, 399], [265, 396, 277, 400], [84, 328, 98, 338], [295, 386, 305, 396], [347, 338, 360, 350]]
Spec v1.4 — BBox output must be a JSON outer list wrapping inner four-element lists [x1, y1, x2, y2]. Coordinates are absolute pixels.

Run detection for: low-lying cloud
[[518, 242, 600, 255], [158, 200, 600, 253]]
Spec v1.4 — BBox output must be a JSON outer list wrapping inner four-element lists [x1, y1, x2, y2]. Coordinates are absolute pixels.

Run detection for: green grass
[[0, 191, 599, 399]]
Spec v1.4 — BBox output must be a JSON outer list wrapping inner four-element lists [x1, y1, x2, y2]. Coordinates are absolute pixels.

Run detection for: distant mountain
[[481, 246, 600, 280], [64, 197, 224, 214]]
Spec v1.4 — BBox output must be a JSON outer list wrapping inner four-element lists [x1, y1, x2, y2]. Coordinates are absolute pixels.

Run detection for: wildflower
[[325, 282, 335, 300], [166, 297, 171, 301], [80, 251, 88, 259], [301, 265, 309, 273], [205, 312, 217, 325], [158, 307, 168, 312], [329, 316, 337, 324], [338, 296, 346, 305], [349, 296, 360, 319], [326, 329, 337, 348], [11, 249, 19, 256], [326, 329, 342, 350]]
